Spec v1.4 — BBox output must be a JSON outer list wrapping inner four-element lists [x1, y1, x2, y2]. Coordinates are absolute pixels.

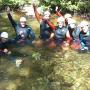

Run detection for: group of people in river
[[0, 3, 90, 57]]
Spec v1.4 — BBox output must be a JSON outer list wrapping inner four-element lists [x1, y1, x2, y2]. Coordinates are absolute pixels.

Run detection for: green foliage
[[40, 0, 90, 14], [0, 0, 90, 13], [32, 52, 41, 60]]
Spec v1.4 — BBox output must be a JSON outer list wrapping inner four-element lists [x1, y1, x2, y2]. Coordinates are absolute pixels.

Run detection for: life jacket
[[15, 24, 35, 41], [70, 28, 81, 50], [55, 26, 68, 39], [79, 27, 90, 49], [16, 24, 28, 36], [40, 20, 53, 40], [72, 27, 81, 40]]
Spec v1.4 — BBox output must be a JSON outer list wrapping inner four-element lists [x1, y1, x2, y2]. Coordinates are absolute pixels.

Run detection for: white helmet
[[79, 21, 88, 27], [68, 19, 76, 29], [57, 16, 65, 23], [44, 11, 50, 16], [64, 13, 72, 19], [20, 17, 27, 22], [1, 32, 8, 38], [68, 18, 76, 25]]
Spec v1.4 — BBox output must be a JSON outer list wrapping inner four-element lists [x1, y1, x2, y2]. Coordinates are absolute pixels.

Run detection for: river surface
[[0, 12, 90, 90]]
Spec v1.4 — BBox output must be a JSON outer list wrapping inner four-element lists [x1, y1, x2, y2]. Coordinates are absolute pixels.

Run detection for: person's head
[[19, 17, 27, 27], [43, 11, 50, 20], [68, 18, 76, 30], [79, 21, 89, 33], [57, 16, 65, 28], [0, 32, 8, 43], [64, 13, 72, 25]]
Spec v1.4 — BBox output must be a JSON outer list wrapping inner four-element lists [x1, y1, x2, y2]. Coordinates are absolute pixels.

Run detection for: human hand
[[7, 51, 11, 55], [3, 49, 8, 53], [3, 49, 11, 55], [32, 0, 36, 5], [55, 6, 58, 11], [6, 6, 11, 14], [46, 39, 50, 42]]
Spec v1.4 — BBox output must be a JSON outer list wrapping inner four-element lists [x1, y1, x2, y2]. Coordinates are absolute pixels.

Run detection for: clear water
[[0, 12, 90, 90]]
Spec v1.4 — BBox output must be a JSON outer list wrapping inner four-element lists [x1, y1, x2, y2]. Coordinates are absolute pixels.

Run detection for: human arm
[[45, 20, 56, 30], [55, 6, 62, 17], [33, 3, 42, 23], [6, 7, 17, 29]]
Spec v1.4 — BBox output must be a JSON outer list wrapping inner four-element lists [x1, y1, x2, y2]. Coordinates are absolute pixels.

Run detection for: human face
[[43, 14, 50, 20], [20, 21, 26, 27], [81, 25, 89, 33], [1, 37, 8, 43], [58, 22, 64, 28]]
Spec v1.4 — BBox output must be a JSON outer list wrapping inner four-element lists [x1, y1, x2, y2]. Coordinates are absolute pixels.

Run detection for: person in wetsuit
[[7, 8, 35, 46]]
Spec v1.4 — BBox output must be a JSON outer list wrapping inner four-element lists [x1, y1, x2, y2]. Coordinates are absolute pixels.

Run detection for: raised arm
[[33, 4, 42, 23], [55, 6, 62, 17], [55, 11, 62, 17], [6, 7, 17, 29], [46, 20, 56, 30]]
